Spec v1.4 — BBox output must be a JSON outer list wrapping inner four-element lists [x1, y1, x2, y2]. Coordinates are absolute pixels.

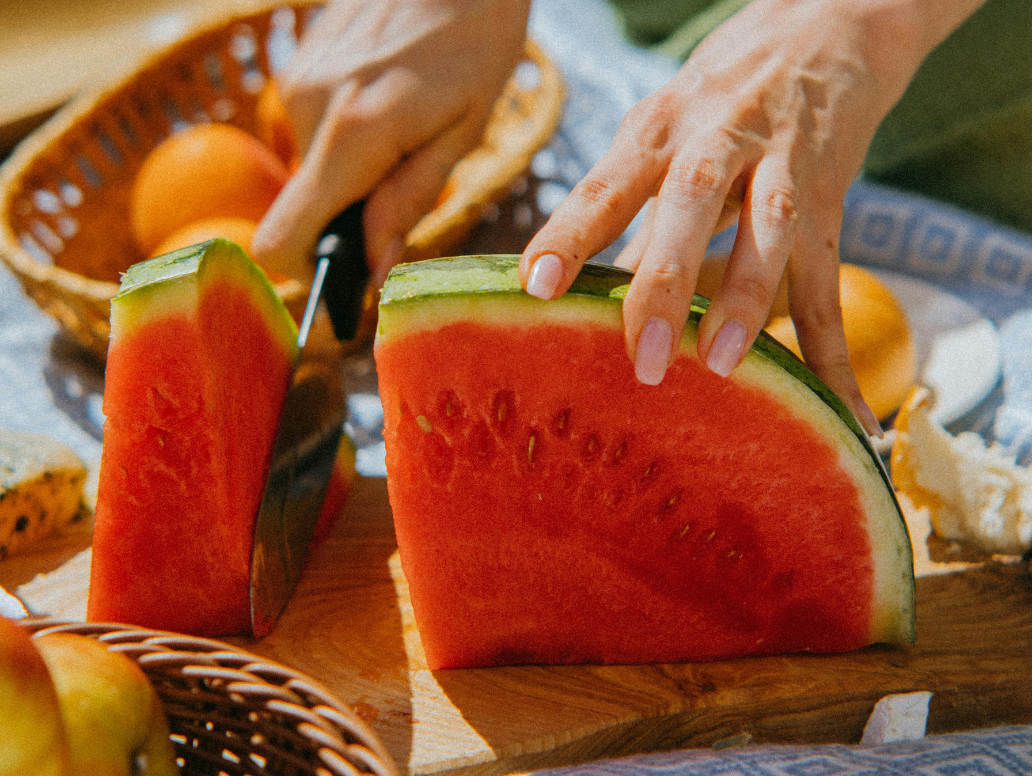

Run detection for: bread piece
[[892, 386, 1032, 556], [0, 430, 88, 559]]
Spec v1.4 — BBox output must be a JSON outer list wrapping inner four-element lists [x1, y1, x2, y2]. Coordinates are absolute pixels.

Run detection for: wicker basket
[[0, 2, 564, 362], [22, 617, 399, 776]]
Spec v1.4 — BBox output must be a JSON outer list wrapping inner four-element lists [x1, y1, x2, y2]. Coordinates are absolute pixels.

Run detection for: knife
[[250, 201, 370, 638]]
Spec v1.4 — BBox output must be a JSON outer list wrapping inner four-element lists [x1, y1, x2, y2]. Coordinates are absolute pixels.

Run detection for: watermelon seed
[[156, 433, 165, 447], [417, 415, 433, 433], [528, 432, 538, 464], [584, 435, 600, 459], [553, 408, 571, 437], [610, 441, 627, 465], [705, 529, 717, 543], [493, 390, 516, 424], [679, 521, 692, 537], [665, 492, 680, 510]]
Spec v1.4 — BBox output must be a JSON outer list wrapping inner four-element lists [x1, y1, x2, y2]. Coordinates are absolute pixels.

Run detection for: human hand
[[252, 0, 530, 287], [519, 0, 983, 435]]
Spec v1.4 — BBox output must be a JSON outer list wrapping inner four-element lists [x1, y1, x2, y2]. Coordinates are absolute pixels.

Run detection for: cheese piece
[[0, 430, 88, 559], [891, 386, 1032, 556]]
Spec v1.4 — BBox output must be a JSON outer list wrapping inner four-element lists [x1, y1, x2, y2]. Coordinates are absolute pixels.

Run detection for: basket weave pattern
[[0, 2, 563, 361], [23, 618, 399, 776]]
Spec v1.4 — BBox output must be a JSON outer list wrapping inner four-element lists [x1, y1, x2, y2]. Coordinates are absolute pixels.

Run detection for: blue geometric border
[[709, 180, 1032, 325], [532, 725, 1032, 776]]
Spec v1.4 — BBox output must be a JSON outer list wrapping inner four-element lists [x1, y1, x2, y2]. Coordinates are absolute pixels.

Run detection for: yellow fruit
[[0, 430, 88, 560], [150, 216, 258, 258], [0, 616, 70, 776], [130, 122, 290, 256], [764, 264, 916, 420], [256, 78, 300, 170], [34, 633, 178, 776]]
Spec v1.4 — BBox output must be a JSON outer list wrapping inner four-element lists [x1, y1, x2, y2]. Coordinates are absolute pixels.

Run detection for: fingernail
[[635, 317, 674, 385], [526, 254, 563, 299], [857, 399, 884, 439], [706, 318, 748, 377]]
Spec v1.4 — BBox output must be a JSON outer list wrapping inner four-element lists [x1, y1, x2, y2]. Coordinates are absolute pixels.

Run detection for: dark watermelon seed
[[437, 389, 465, 426], [641, 460, 661, 486], [609, 440, 628, 466], [583, 435, 600, 460], [553, 408, 571, 437]]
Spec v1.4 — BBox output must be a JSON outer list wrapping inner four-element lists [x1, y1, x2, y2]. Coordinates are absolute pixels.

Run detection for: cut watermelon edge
[[377, 256, 917, 648]]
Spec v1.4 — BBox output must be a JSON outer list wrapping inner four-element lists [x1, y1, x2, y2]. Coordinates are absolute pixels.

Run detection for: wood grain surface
[[235, 476, 1032, 776], [5, 474, 1031, 776]]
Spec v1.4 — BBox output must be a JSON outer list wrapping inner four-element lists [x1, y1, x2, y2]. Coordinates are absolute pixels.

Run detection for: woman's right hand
[[252, 0, 531, 287]]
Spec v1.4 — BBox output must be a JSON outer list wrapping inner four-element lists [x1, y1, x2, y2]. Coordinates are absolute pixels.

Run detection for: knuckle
[[622, 92, 680, 148], [753, 184, 800, 226], [647, 255, 696, 296], [727, 272, 778, 312], [794, 298, 843, 336], [571, 174, 624, 215], [662, 159, 727, 206]]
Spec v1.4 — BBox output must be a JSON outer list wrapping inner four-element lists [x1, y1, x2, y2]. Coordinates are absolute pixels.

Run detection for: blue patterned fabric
[[531, 726, 1032, 776]]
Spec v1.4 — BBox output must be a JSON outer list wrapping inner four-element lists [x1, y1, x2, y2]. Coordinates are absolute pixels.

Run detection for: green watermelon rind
[[113, 239, 299, 357], [382, 256, 875, 466], [378, 255, 916, 645]]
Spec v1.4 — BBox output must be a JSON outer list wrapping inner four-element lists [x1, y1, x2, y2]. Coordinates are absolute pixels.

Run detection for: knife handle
[[314, 200, 370, 342]]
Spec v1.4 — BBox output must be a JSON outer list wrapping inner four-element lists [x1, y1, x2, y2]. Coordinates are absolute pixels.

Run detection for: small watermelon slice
[[374, 256, 915, 669], [87, 239, 298, 636]]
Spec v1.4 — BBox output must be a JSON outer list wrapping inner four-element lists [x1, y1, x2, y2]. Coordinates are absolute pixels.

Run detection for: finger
[[519, 94, 679, 298], [252, 83, 426, 283], [621, 149, 744, 385], [787, 210, 883, 437], [613, 198, 657, 272], [696, 159, 798, 377], [363, 113, 488, 287]]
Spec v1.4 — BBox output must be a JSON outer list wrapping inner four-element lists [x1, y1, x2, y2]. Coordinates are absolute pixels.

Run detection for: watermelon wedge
[[374, 256, 915, 669], [87, 239, 298, 636]]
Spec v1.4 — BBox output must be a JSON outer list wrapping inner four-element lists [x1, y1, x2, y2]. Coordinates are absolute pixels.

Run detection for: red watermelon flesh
[[375, 256, 915, 669], [87, 239, 298, 636]]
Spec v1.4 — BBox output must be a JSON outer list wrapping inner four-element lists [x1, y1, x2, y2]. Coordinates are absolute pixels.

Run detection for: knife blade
[[250, 201, 369, 638]]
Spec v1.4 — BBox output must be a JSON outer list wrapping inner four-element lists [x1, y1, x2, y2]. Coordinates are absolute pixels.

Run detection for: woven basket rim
[[0, 1, 563, 307], [22, 616, 401, 776], [0, 0, 322, 301]]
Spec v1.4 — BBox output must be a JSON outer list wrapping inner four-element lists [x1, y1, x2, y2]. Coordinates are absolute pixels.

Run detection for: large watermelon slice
[[374, 256, 915, 669], [87, 239, 298, 636]]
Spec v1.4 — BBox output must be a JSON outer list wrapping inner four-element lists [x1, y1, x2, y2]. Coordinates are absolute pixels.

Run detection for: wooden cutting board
[[234, 476, 1032, 776], [9, 474, 1032, 776]]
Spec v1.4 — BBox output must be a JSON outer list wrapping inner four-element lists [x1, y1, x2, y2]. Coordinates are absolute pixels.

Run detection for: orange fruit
[[764, 263, 916, 420], [256, 79, 300, 170], [130, 123, 290, 256], [149, 216, 294, 285], [150, 216, 258, 258]]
